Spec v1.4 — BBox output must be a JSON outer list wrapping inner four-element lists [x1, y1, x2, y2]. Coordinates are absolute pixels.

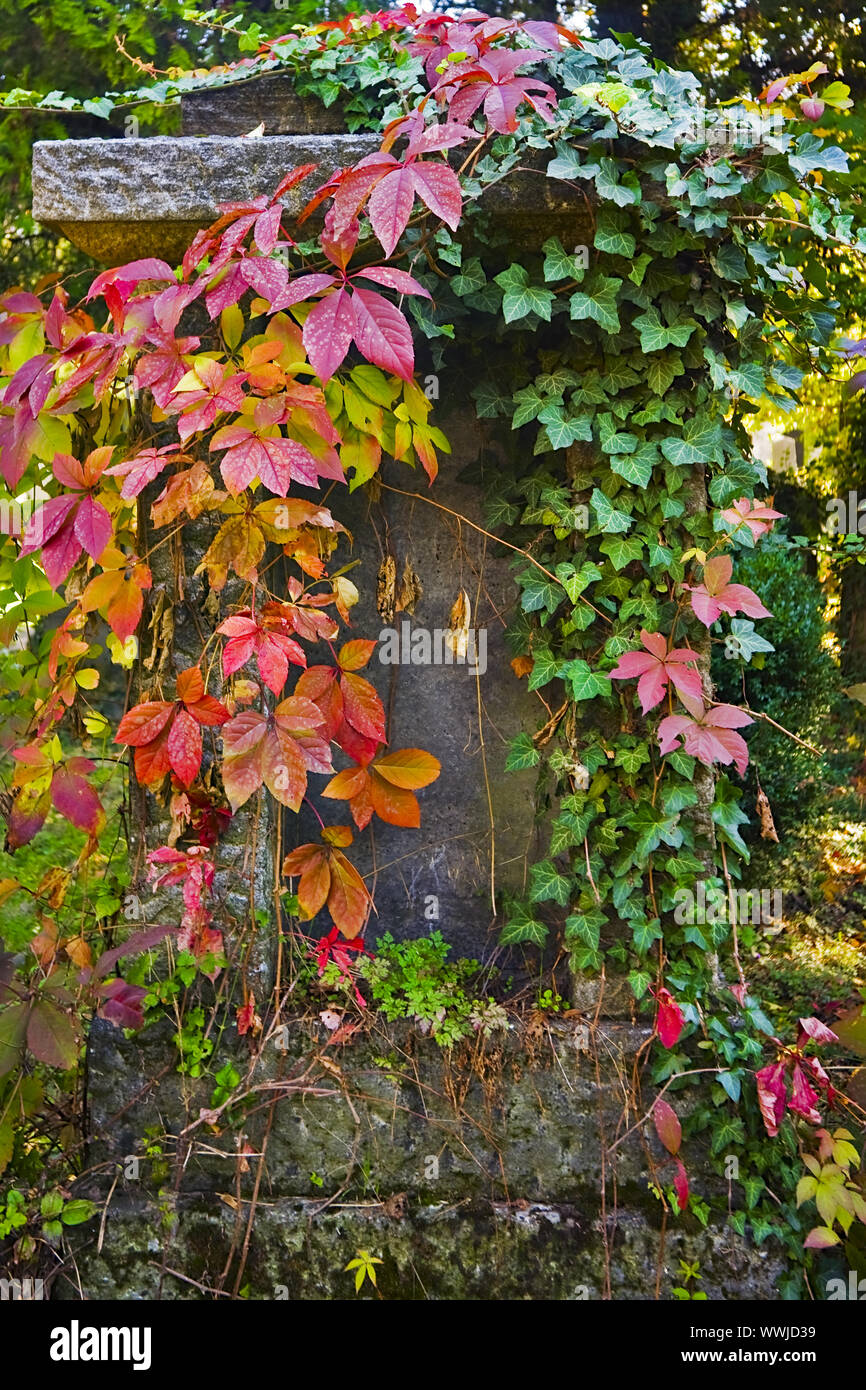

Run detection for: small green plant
[[536, 988, 565, 1013], [672, 1260, 708, 1300], [345, 1248, 383, 1295], [210, 1062, 241, 1109], [358, 933, 482, 1047]]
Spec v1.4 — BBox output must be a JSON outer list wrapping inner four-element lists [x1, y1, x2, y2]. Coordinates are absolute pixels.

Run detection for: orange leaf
[[298, 852, 331, 919], [369, 771, 420, 828], [327, 849, 373, 939], [338, 639, 377, 672], [372, 748, 440, 790], [282, 843, 324, 877], [177, 667, 205, 704], [322, 824, 354, 847], [340, 671, 386, 742], [115, 700, 173, 746]]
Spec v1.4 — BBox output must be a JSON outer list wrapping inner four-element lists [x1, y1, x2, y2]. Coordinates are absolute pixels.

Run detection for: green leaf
[[632, 917, 663, 955], [660, 415, 722, 467], [591, 487, 632, 532], [565, 909, 606, 949], [593, 210, 635, 259], [527, 646, 560, 690], [595, 158, 640, 207], [529, 861, 571, 906], [542, 236, 586, 282], [495, 264, 554, 324], [600, 535, 644, 570], [610, 453, 652, 488], [500, 903, 548, 947], [570, 275, 622, 335], [632, 306, 697, 354], [723, 619, 774, 662], [61, 1199, 97, 1226], [450, 257, 486, 297], [505, 732, 540, 772], [716, 1070, 742, 1103], [559, 659, 611, 701]]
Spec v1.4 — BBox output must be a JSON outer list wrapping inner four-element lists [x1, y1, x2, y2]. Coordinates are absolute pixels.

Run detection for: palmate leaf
[[660, 415, 723, 466], [500, 901, 548, 947], [593, 210, 635, 259], [600, 535, 645, 570], [558, 659, 611, 701], [542, 236, 586, 282], [505, 732, 540, 771], [529, 859, 571, 906], [570, 275, 622, 335], [631, 306, 697, 354], [494, 264, 555, 324]]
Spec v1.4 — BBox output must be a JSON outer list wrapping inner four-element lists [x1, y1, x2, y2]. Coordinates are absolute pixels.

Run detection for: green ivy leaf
[[495, 264, 555, 323]]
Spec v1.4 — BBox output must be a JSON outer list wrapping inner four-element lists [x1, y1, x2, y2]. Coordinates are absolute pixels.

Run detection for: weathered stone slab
[[181, 72, 349, 136], [65, 1016, 782, 1301], [31, 134, 593, 264]]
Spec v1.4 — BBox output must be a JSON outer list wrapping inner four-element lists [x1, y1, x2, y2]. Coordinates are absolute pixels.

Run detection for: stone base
[[56, 1015, 783, 1300]]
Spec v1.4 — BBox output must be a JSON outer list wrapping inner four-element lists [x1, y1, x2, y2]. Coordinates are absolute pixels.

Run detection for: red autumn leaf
[[26, 999, 80, 1069], [755, 1061, 788, 1137], [652, 985, 686, 1049], [297, 208, 430, 381], [50, 759, 105, 837], [658, 698, 753, 776], [673, 1159, 689, 1212], [19, 447, 114, 588], [350, 286, 416, 380], [331, 150, 463, 257], [438, 48, 558, 134], [210, 395, 341, 496], [165, 357, 247, 442], [97, 978, 147, 1031], [653, 1098, 682, 1155], [134, 334, 201, 408], [686, 554, 772, 627], [105, 444, 192, 499], [797, 1016, 839, 1047], [115, 669, 229, 788], [221, 696, 332, 812], [219, 609, 307, 696], [609, 629, 702, 714]]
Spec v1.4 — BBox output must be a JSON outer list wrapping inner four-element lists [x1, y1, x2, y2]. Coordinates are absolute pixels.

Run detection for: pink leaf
[[653, 1098, 682, 1155], [303, 288, 355, 383], [368, 164, 417, 257], [755, 1061, 787, 1137], [673, 1160, 689, 1211], [72, 495, 112, 561], [351, 287, 415, 380]]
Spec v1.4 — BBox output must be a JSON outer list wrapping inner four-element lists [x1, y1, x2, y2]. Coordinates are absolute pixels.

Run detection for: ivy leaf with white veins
[[542, 236, 587, 283], [632, 306, 698, 354], [529, 860, 571, 906], [591, 487, 632, 532], [559, 659, 611, 701], [600, 535, 645, 570], [494, 264, 555, 324], [500, 901, 548, 946], [724, 619, 775, 662], [570, 275, 622, 335], [660, 415, 723, 467], [593, 209, 636, 259]]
